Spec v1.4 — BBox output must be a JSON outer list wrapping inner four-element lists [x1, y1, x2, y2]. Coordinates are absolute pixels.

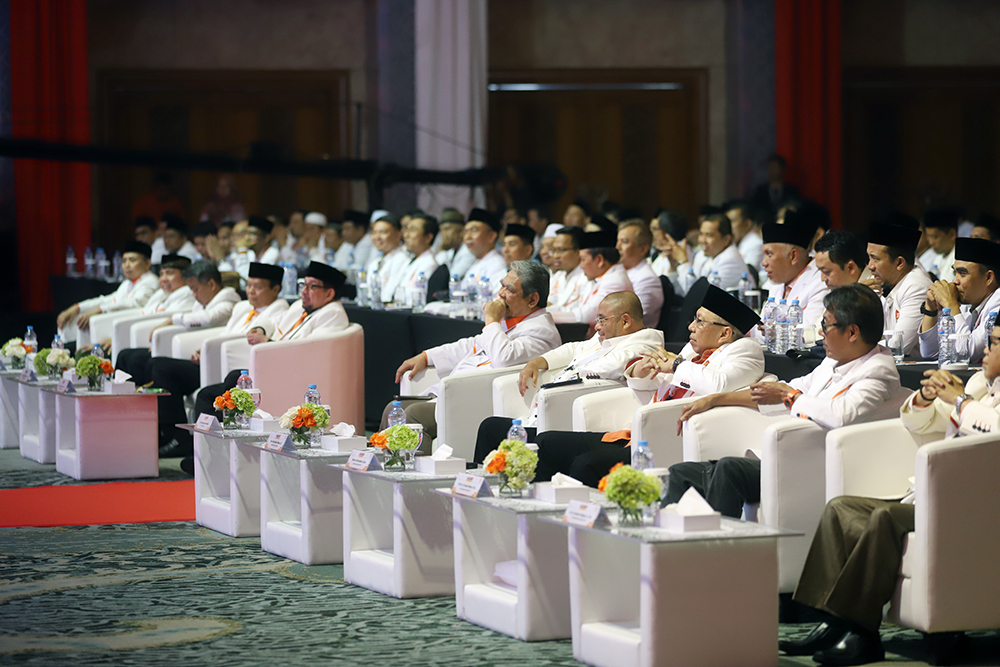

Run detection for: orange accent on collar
[[689, 347, 717, 365], [503, 314, 529, 329]]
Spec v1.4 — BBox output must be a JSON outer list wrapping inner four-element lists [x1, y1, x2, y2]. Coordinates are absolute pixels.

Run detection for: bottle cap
[[638, 440, 648, 447], [308, 384, 317, 389], [741, 272, 748, 277], [792, 299, 799, 305], [240, 370, 248, 375], [392, 400, 402, 407], [27, 326, 33, 330], [768, 296, 775, 301], [512, 419, 521, 425], [780, 299, 787, 303], [942, 308, 951, 314]]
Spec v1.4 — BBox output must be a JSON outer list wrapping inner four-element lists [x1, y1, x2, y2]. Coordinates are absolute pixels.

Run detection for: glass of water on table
[[883, 330, 905, 362]]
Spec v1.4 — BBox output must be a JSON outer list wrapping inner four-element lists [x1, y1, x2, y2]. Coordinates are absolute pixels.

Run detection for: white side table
[[182, 425, 267, 538], [437, 488, 611, 642], [338, 465, 462, 598], [540, 515, 795, 667], [1, 370, 21, 449], [54, 390, 161, 480], [19, 378, 59, 463], [246, 443, 350, 565]]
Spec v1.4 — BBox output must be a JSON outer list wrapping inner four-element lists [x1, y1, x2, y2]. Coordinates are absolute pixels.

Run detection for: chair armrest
[[435, 365, 524, 460], [171, 329, 226, 361], [682, 406, 779, 461], [631, 395, 701, 469], [399, 366, 440, 396], [89, 308, 141, 343], [129, 318, 169, 350], [113, 314, 165, 361], [151, 325, 194, 357], [492, 368, 563, 420], [536, 379, 623, 433], [199, 333, 245, 386], [825, 418, 926, 501], [571, 386, 642, 433]]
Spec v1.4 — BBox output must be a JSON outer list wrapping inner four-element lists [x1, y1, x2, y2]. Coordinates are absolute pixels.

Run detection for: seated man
[[759, 210, 827, 326], [867, 218, 931, 356], [918, 237, 1000, 364], [666, 284, 901, 517], [365, 213, 410, 304], [398, 213, 440, 306], [548, 227, 588, 308], [529, 284, 764, 487], [617, 220, 664, 327], [781, 328, 1000, 665], [547, 230, 633, 326], [474, 291, 663, 462], [158, 214, 199, 263], [221, 216, 280, 279], [813, 230, 869, 289], [391, 261, 561, 442], [922, 207, 959, 282], [434, 208, 474, 278], [115, 260, 241, 385], [666, 213, 746, 294], [501, 223, 536, 265], [150, 262, 289, 457], [462, 208, 508, 292], [57, 241, 159, 345]]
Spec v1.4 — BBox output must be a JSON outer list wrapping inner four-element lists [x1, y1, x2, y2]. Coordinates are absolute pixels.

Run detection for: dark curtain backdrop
[[774, 0, 842, 227], [10, 0, 91, 312]]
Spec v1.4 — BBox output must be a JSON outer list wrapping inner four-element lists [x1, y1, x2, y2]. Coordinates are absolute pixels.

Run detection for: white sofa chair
[[166, 329, 244, 387], [825, 420, 1000, 636], [249, 323, 365, 434], [109, 312, 164, 363], [80, 308, 142, 351], [492, 370, 623, 434], [399, 364, 525, 460]]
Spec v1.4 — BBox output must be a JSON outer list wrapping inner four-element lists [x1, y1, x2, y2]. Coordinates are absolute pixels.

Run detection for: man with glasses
[[782, 324, 1000, 665], [548, 229, 634, 326], [548, 227, 588, 308], [521, 284, 764, 487], [665, 284, 901, 517], [473, 291, 664, 463], [391, 261, 561, 444]]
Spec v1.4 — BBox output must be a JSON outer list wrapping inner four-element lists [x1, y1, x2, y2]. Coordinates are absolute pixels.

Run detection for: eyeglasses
[[594, 314, 622, 326], [988, 335, 1000, 350], [499, 282, 519, 295], [819, 319, 846, 334], [302, 282, 327, 291], [692, 315, 727, 330]]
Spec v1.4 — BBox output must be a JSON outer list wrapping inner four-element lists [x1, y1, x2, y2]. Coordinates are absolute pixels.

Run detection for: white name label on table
[[56, 379, 75, 394], [452, 473, 493, 498], [346, 449, 382, 471], [264, 432, 294, 452], [563, 500, 610, 528], [194, 413, 223, 435], [19, 369, 36, 383]]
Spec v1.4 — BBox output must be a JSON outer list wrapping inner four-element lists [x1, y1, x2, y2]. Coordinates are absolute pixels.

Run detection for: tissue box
[[413, 456, 466, 475], [250, 417, 280, 433], [533, 482, 591, 504], [321, 435, 367, 452], [103, 381, 136, 395], [656, 509, 721, 532]]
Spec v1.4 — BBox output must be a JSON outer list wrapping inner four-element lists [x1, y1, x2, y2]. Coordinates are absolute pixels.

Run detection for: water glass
[[883, 330, 905, 362], [951, 333, 972, 367]]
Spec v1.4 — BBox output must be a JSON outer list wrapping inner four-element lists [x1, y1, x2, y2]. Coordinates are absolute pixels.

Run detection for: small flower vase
[[10, 357, 24, 370], [221, 408, 238, 430], [402, 447, 417, 470], [383, 448, 406, 471], [497, 473, 523, 497], [235, 411, 250, 430], [617, 506, 644, 527], [291, 429, 312, 449], [309, 428, 322, 448], [87, 375, 102, 391], [48, 367, 61, 381]]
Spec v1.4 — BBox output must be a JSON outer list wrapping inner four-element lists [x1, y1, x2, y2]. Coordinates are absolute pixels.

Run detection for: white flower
[[278, 405, 300, 430], [3, 338, 26, 358], [47, 349, 74, 369]]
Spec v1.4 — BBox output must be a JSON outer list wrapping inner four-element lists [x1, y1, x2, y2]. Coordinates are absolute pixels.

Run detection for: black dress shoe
[[158, 440, 193, 459], [779, 621, 846, 656], [813, 629, 884, 666], [179, 456, 194, 476]]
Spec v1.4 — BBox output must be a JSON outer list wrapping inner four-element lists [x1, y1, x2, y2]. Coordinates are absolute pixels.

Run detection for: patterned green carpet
[[1, 452, 998, 666]]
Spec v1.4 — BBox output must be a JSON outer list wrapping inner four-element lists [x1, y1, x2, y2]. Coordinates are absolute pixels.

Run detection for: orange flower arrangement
[[214, 390, 236, 411], [369, 431, 387, 449], [485, 450, 507, 474], [291, 407, 317, 429], [99, 360, 114, 376], [598, 462, 625, 493]]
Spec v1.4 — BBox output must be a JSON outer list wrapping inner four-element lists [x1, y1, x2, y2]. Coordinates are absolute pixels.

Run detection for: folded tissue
[[657, 487, 721, 532], [105, 369, 136, 394], [534, 473, 591, 504], [321, 422, 367, 452], [414, 444, 466, 474], [250, 409, 278, 433]]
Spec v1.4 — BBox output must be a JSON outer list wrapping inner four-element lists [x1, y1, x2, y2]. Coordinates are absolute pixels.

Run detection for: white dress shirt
[[917, 247, 937, 275], [672, 243, 746, 295], [174, 240, 200, 262], [437, 244, 476, 280], [549, 263, 633, 325], [548, 265, 588, 309], [901, 370, 1000, 438], [78, 272, 159, 314], [764, 261, 830, 327], [267, 299, 349, 342], [738, 231, 764, 271], [139, 285, 195, 316], [929, 244, 956, 282], [650, 252, 672, 277], [217, 298, 291, 371], [918, 285, 1000, 363], [882, 265, 933, 356], [464, 249, 509, 296], [170, 287, 241, 329], [333, 241, 356, 274], [351, 234, 375, 270], [150, 237, 166, 265], [398, 250, 439, 305], [626, 260, 665, 328], [365, 245, 411, 304]]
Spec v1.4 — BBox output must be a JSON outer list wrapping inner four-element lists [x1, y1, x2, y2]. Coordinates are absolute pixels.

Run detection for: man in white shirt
[[333, 210, 372, 275], [473, 291, 664, 461], [530, 285, 764, 486], [918, 237, 1000, 363], [159, 214, 199, 263], [922, 207, 959, 282], [813, 231, 869, 289], [617, 220, 664, 327], [866, 219, 931, 356], [548, 227, 588, 308], [726, 200, 764, 271], [57, 241, 159, 345], [364, 213, 410, 304], [150, 262, 288, 457], [391, 261, 562, 441], [668, 213, 746, 294], [434, 209, 475, 278], [501, 223, 536, 266], [666, 284, 901, 517], [548, 230, 633, 326], [398, 214, 440, 306], [970, 211, 1000, 242], [282, 211, 328, 264], [134, 216, 158, 248], [463, 208, 508, 294], [223, 216, 281, 280], [650, 209, 691, 276], [759, 212, 828, 327]]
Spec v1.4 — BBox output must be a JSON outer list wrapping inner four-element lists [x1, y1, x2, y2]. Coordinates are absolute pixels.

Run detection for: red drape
[[10, 0, 91, 313], [774, 0, 842, 227]]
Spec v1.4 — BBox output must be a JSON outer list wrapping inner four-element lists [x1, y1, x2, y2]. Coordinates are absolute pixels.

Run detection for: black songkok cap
[[192, 222, 217, 238], [305, 261, 346, 292], [869, 222, 922, 253], [589, 213, 618, 236], [955, 237, 1000, 271], [579, 229, 618, 250], [700, 204, 725, 217], [885, 211, 919, 231], [762, 220, 814, 250], [248, 262, 285, 286], [701, 284, 762, 335], [468, 208, 501, 232], [373, 212, 402, 230], [504, 223, 536, 243], [134, 216, 156, 230], [248, 215, 274, 234], [923, 207, 960, 231], [162, 213, 188, 235], [159, 253, 191, 270], [343, 209, 369, 227], [976, 212, 1000, 239], [571, 198, 592, 217], [123, 240, 153, 260]]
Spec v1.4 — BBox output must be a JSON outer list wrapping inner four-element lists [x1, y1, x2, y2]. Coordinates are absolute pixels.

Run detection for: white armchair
[[151, 325, 192, 358], [249, 323, 365, 434], [81, 308, 142, 350], [111, 313, 164, 363], [129, 318, 167, 350], [491, 371, 623, 434], [198, 333, 245, 386]]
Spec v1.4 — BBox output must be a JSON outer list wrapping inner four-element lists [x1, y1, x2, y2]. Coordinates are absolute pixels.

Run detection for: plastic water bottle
[[506, 418, 528, 444], [762, 297, 778, 352], [65, 246, 76, 277], [388, 400, 407, 428], [775, 299, 790, 354], [326, 248, 336, 266], [356, 268, 369, 307], [410, 271, 428, 313], [709, 270, 722, 288], [369, 268, 384, 310], [631, 439, 654, 471], [463, 273, 478, 320], [737, 273, 750, 305], [237, 370, 253, 392], [236, 370, 258, 420], [347, 249, 357, 284], [112, 251, 122, 281], [787, 299, 803, 351], [938, 308, 956, 367], [296, 247, 310, 272], [23, 326, 37, 354], [84, 247, 95, 278], [281, 263, 298, 298], [684, 268, 696, 293], [449, 273, 465, 318], [95, 248, 108, 280], [304, 384, 321, 405], [51, 334, 64, 350], [92, 343, 104, 359], [477, 276, 492, 318]]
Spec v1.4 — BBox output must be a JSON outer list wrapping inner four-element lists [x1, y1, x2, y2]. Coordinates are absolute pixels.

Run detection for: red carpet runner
[[0, 481, 196, 527]]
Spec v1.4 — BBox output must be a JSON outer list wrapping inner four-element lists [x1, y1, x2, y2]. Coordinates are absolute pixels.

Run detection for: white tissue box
[[250, 418, 280, 433], [656, 509, 721, 532], [533, 482, 591, 504], [321, 435, 367, 452], [103, 381, 136, 395], [413, 456, 466, 475]]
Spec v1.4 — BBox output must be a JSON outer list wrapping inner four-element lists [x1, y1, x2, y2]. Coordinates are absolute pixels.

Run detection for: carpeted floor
[[1, 451, 998, 666]]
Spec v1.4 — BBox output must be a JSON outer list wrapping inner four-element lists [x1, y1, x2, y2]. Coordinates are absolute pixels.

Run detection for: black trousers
[[532, 431, 630, 487], [474, 417, 537, 464], [664, 457, 761, 518], [194, 369, 244, 425], [116, 348, 154, 387], [149, 357, 202, 447]]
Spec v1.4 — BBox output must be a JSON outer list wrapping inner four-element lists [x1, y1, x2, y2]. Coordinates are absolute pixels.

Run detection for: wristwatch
[[783, 389, 803, 410], [919, 303, 939, 317], [956, 393, 973, 413], [671, 356, 684, 373]]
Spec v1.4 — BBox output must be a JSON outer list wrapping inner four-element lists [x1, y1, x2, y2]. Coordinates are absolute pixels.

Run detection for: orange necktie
[[243, 309, 258, 326], [280, 312, 308, 340]]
